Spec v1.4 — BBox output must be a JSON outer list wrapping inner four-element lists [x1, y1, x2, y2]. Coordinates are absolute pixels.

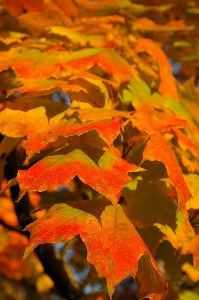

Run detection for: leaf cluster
[[1, 0, 199, 299]]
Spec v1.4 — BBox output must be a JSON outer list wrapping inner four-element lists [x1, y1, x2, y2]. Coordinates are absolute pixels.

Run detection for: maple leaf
[[122, 78, 161, 110], [67, 48, 136, 84], [172, 128, 199, 158], [24, 202, 167, 299], [184, 174, 199, 209], [3, 97, 67, 118], [68, 78, 113, 109], [142, 133, 192, 208], [0, 107, 63, 139], [132, 18, 193, 32], [46, 26, 91, 47], [122, 180, 176, 229], [132, 110, 188, 134], [14, 131, 137, 203], [135, 38, 179, 101], [75, 107, 131, 122], [0, 48, 102, 79], [0, 31, 29, 45], [22, 117, 122, 161], [155, 211, 199, 269], [0, 106, 125, 161], [6, 78, 87, 97], [1, 0, 199, 298]]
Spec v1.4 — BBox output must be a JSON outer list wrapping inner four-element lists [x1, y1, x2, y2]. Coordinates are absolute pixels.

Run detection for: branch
[[4, 147, 83, 300]]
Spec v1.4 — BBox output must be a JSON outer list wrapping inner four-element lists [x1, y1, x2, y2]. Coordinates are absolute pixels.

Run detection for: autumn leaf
[[22, 117, 122, 161], [135, 38, 179, 101], [3, 97, 67, 118], [16, 131, 137, 203], [122, 180, 177, 229], [122, 78, 161, 110], [67, 48, 136, 84], [1, 0, 199, 298], [68, 78, 113, 109], [75, 108, 131, 122], [0, 229, 43, 281], [0, 187, 19, 227], [46, 26, 90, 46], [0, 31, 29, 45], [0, 107, 54, 139], [132, 18, 193, 32], [142, 133, 192, 208], [136, 254, 167, 300], [132, 110, 188, 134], [6, 78, 87, 97], [184, 174, 199, 209], [0, 48, 102, 79], [155, 211, 199, 269], [172, 128, 199, 158], [3, 0, 25, 16], [24, 202, 167, 299], [0, 106, 126, 161]]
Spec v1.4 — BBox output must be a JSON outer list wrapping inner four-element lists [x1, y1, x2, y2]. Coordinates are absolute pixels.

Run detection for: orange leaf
[[24, 202, 167, 299], [67, 49, 136, 84], [6, 78, 87, 97], [132, 110, 188, 134], [143, 133, 192, 208], [17, 132, 137, 204], [135, 38, 179, 101], [132, 18, 193, 32], [155, 211, 199, 269], [3, 0, 25, 16], [23, 117, 122, 161]]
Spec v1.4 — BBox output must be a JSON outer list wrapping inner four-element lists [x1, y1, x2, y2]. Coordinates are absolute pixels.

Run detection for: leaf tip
[[0, 178, 18, 193]]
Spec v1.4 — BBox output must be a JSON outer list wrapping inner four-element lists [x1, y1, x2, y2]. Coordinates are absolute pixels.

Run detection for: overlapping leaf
[[0, 47, 104, 80], [132, 18, 193, 32], [155, 211, 199, 269], [184, 174, 199, 209], [22, 117, 122, 161], [135, 39, 179, 101], [1, 0, 199, 299], [6, 78, 87, 97], [17, 132, 137, 204], [142, 133, 192, 208], [0, 106, 124, 155], [24, 202, 167, 299], [132, 110, 188, 134], [122, 180, 177, 229]]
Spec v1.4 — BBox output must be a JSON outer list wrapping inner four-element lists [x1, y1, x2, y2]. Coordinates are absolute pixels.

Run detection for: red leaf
[[17, 132, 137, 204], [24, 203, 167, 299], [135, 39, 179, 101], [143, 133, 192, 208]]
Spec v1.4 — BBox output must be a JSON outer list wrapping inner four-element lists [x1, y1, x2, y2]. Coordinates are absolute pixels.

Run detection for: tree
[[0, 0, 199, 299]]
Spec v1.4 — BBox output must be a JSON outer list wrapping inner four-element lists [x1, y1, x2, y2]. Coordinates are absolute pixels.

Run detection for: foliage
[[1, 0, 199, 299]]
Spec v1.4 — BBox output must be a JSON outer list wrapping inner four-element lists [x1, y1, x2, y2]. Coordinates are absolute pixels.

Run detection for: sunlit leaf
[[17, 132, 137, 203], [143, 133, 192, 208], [24, 203, 167, 299]]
